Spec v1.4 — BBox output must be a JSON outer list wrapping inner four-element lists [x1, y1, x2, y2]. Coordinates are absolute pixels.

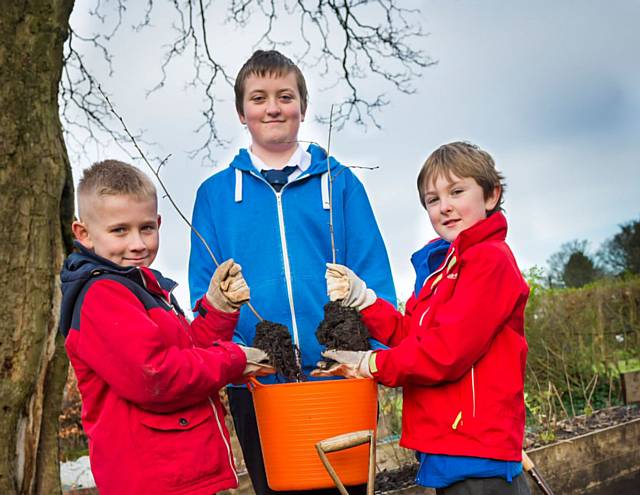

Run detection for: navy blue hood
[[59, 242, 177, 337]]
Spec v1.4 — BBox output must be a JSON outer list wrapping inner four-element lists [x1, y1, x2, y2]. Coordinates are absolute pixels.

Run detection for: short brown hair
[[234, 50, 308, 116], [417, 142, 506, 214], [77, 160, 157, 219]]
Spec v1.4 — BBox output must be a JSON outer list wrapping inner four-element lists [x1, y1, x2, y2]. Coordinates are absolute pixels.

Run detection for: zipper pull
[[451, 410, 463, 430]]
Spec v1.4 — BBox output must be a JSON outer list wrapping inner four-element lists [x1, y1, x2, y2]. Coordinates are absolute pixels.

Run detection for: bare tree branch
[[98, 85, 266, 322], [62, 1, 433, 162]]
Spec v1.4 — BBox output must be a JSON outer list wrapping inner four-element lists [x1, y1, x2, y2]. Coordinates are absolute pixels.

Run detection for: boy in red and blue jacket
[[60, 160, 273, 495], [314, 142, 531, 495]]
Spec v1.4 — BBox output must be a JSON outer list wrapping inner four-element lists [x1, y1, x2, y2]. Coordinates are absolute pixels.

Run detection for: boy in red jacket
[[60, 160, 273, 495], [314, 142, 531, 494]]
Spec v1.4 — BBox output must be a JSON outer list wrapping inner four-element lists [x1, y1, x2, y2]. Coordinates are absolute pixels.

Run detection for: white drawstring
[[471, 366, 476, 418], [235, 169, 243, 202], [321, 172, 330, 210]]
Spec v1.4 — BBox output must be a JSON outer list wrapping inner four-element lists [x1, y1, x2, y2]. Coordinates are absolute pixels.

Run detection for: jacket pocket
[[447, 368, 475, 435], [134, 401, 234, 490], [138, 402, 212, 431]]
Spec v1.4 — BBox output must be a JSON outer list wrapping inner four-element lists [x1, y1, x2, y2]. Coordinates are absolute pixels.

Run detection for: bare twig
[[64, 1, 432, 162], [327, 104, 336, 264], [331, 164, 379, 181], [550, 382, 569, 419], [562, 357, 576, 417], [278, 139, 380, 176], [98, 85, 264, 322], [584, 373, 599, 411]]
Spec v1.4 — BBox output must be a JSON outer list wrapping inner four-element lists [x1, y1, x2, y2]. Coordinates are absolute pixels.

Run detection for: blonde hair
[[417, 142, 505, 214], [77, 160, 157, 219]]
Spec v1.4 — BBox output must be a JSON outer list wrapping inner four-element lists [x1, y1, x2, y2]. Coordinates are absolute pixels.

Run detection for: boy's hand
[[325, 263, 376, 311], [206, 259, 250, 313], [239, 346, 276, 377], [311, 349, 373, 379]]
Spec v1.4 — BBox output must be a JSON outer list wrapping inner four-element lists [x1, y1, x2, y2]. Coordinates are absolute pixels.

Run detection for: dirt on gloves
[[316, 301, 371, 352]]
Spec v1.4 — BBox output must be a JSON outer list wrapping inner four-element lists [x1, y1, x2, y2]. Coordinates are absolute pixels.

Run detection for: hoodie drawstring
[[321, 172, 330, 210], [235, 169, 243, 202]]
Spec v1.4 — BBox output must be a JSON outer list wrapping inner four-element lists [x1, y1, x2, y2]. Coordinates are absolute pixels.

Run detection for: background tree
[[546, 239, 601, 288], [0, 2, 75, 494], [0, 2, 430, 493], [562, 250, 599, 288], [598, 217, 640, 276]]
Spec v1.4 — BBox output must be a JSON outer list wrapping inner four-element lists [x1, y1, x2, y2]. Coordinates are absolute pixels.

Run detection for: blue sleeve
[[188, 182, 221, 312], [342, 172, 397, 307]]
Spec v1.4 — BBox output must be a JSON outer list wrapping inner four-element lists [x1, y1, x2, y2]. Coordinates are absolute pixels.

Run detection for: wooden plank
[[621, 370, 640, 404], [526, 418, 640, 494]]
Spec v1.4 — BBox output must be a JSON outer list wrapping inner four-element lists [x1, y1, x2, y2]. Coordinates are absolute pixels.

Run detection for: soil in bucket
[[316, 301, 371, 351], [253, 320, 305, 382], [252, 301, 371, 383]]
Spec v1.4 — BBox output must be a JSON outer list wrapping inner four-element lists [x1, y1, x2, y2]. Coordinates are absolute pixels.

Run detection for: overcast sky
[[68, 1, 640, 307]]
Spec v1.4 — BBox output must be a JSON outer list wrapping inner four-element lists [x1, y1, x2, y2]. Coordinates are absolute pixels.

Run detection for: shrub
[[524, 274, 640, 431]]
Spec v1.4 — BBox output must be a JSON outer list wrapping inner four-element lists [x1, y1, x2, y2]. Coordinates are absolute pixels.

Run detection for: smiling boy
[[317, 142, 531, 495], [73, 188, 160, 266], [60, 160, 273, 495], [188, 50, 396, 495], [237, 68, 303, 165]]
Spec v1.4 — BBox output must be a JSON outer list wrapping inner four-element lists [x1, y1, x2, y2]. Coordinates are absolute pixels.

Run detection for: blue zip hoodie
[[189, 144, 396, 382]]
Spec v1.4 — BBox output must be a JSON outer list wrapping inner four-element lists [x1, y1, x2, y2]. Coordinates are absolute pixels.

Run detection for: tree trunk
[[0, 1, 75, 493]]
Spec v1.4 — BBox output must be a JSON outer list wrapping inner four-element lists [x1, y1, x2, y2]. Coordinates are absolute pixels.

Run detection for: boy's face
[[238, 71, 304, 157], [72, 194, 161, 268], [424, 173, 499, 243]]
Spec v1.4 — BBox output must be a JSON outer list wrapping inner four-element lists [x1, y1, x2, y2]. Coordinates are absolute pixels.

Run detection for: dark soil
[[375, 463, 419, 494], [253, 320, 304, 382], [525, 404, 640, 448], [250, 303, 371, 383], [316, 301, 371, 352]]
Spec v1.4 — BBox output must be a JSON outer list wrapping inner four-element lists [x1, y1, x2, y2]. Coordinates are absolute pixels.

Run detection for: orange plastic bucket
[[248, 378, 378, 491]]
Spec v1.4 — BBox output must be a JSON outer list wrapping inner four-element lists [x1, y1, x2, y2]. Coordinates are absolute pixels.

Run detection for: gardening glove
[[239, 346, 276, 377], [206, 259, 250, 313], [325, 263, 376, 311], [310, 349, 374, 379]]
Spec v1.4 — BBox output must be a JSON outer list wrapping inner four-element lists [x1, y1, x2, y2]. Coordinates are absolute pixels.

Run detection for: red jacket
[[61, 247, 246, 495], [362, 213, 529, 461]]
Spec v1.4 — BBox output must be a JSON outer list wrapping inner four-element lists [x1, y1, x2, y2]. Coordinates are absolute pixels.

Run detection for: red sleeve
[[374, 245, 527, 388], [360, 294, 416, 347], [72, 279, 247, 413], [189, 296, 239, 347]]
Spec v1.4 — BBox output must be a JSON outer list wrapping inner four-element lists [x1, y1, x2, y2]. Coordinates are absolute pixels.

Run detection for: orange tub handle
[[247, 376, 265, 391]]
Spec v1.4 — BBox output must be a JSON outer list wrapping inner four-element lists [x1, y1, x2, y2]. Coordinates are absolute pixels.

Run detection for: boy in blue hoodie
[[188, 50, 396, 495]]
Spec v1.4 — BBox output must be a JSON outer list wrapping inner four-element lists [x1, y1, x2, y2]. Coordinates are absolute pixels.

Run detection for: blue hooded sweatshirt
[[188, 144, 396, 383]]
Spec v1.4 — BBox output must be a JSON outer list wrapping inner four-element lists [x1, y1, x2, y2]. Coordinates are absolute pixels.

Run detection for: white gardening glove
[[206, 259, 250, 313], [325, 263, 376, 311], [310, 349, 373, 379], [239, 346, 276, 377]]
